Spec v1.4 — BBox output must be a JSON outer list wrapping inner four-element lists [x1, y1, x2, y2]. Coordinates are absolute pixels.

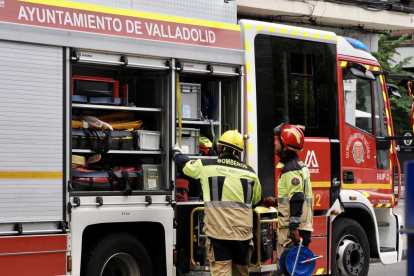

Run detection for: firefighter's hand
[[172, 143, 182, 152], [289, 229, 301, 244], [262, 197, 277, 208], [299, 230, 312, 247], [171, 144, 182, 158]]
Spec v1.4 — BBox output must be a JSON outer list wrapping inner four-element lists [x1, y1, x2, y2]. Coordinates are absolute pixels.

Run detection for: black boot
[[273, 270, 282, 276]]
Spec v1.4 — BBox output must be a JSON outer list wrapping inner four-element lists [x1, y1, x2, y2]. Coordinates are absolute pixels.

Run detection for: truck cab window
[[374, 77, 388, 137], [374, 76, 390, 170], [291, 53, 316, 127], [343, 68, 373, 134]]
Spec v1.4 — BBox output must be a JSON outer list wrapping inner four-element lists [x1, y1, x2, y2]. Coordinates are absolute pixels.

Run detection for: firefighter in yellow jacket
[[172, 130, 264, 276], [273, 124, 314, 272]]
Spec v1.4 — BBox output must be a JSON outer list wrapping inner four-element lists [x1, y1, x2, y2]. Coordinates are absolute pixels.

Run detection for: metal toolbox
[[139, 164, 163, 191], [178, 82, 201, 120], [176, 128, 200, 155], [72, 75, 119, 98], [72, 75, 120, 105], [137, 130, 161, 150]]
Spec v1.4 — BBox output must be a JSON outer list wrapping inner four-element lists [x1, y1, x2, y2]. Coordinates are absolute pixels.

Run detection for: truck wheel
[[331, 218, 370, 276], [82, 232, 153, 276]]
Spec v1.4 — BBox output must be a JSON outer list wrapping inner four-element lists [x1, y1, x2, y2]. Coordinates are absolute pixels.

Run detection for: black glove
[[289, 229, 300, 244], [299, 230, 312, 247], [171, 144, 191, 169]]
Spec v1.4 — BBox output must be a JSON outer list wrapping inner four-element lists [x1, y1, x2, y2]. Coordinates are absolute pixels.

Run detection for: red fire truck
[[240, 20, 405, 276], [0, 1, 246, 276], [0, 1, 407, 276]]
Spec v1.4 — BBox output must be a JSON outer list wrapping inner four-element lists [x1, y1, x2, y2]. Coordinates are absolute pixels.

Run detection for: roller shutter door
[[0, 41, 63, 222]]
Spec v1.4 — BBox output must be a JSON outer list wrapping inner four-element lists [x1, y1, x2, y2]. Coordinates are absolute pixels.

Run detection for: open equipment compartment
[[173, 60, 243, 275], [176, 71, 240, 156], [175, 67, 241, 203], [70, 50, 171, 195]]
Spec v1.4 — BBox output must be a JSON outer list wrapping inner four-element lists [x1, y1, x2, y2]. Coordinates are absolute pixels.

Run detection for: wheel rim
[[100, 253, 141, 276], [335, 235, 364, 276]]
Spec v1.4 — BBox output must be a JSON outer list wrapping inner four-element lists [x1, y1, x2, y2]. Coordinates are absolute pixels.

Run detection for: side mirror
[[387, 83, 401, 98], [376, 137, 391, 151], [372, 70, 390, 77], [347, 62, 375, 81]]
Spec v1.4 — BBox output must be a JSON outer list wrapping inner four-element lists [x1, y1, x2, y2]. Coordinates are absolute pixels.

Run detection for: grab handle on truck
[[190, 207, 205, 266], [343, 170, 354, 183]]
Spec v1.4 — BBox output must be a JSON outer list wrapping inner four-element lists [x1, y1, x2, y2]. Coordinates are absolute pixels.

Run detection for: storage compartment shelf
[[72, 149, 163, 154], [73, 103, 163, 112], [177, 120, 220, 125]]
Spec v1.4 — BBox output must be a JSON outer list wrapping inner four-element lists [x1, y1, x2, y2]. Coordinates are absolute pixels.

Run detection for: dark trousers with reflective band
[[206, 237, 253, 276]]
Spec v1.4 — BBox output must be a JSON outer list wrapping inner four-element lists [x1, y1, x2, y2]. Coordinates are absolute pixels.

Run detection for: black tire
[[81, 232, 153, 276], [331, 218, 370, 276]]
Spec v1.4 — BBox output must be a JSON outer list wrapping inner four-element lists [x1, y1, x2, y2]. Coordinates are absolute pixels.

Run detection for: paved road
[[369, 261, 407, 276]]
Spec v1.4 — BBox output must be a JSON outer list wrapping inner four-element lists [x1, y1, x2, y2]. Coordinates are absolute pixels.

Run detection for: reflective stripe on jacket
[[183, 155, 262, 240], [277, 154, 314, 232]]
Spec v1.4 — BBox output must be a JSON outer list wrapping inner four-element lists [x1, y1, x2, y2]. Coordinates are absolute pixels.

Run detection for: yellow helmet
[[217, 130, 244, 154]]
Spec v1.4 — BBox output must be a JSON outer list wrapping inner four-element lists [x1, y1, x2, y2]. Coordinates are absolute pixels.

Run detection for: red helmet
[[273, 124, 305, 151]]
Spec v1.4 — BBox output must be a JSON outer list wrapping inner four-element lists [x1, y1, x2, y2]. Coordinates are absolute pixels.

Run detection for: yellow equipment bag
[[72, 112, 143, 130], [109, 120, 143, 130], [72, 119, 86, 129], [97, 112, 134, 122]]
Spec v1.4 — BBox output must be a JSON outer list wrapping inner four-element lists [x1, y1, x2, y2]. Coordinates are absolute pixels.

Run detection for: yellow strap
[[176, 72, 182, 147]]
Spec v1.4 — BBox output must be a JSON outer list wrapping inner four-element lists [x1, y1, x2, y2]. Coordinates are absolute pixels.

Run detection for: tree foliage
[[372, 33, 413, 134]]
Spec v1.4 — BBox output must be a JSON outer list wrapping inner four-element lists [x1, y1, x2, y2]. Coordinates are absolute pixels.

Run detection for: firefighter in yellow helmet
[[172, 130, 263, 276]]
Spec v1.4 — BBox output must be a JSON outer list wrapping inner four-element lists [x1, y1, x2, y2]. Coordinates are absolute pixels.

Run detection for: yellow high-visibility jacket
[[176, 154, 262, 240], [277, 154, 313, 232]]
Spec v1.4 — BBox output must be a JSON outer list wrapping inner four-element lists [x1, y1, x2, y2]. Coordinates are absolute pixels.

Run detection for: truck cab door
[[340, 62, 394, 204]]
